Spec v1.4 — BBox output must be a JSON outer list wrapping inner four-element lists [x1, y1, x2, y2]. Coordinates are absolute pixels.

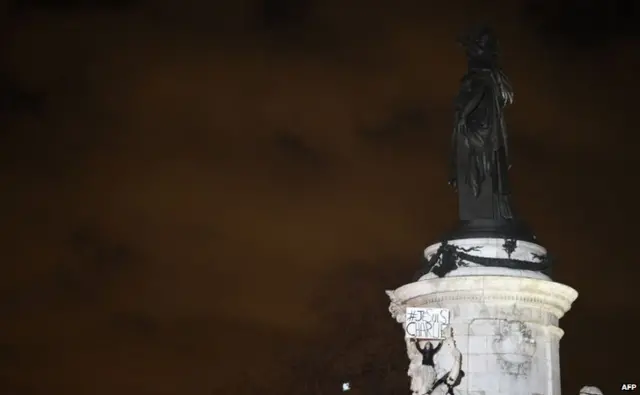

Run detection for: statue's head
[[458, 25, 499, 64]]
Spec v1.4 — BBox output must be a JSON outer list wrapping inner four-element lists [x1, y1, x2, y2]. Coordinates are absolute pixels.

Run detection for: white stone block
[[467, 336, 488, 354], [467, 354, 490, 373]]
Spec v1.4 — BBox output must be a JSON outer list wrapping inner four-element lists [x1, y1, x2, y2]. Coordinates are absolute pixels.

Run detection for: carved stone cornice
[[389, 276, 578, 320]]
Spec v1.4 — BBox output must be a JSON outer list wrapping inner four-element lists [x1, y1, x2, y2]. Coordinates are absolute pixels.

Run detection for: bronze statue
[[451, 26, 515, 221], [415, 26, 548, 280]]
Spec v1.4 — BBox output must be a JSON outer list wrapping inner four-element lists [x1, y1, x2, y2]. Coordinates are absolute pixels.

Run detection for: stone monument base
[[387, 239, 578, 395]]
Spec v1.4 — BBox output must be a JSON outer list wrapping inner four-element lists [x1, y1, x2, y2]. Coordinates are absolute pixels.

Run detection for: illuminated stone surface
[[386, 238, 578, 395]]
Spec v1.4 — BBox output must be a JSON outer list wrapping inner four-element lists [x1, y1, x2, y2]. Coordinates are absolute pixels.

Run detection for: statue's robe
[[452, 67, 514, 221]]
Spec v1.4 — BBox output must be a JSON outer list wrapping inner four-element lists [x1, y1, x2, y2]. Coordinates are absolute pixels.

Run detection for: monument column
[[386, 26, 595, 395]]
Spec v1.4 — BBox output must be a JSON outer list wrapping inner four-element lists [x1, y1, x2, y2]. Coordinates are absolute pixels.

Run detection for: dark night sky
[[1, 0, 639, 394]]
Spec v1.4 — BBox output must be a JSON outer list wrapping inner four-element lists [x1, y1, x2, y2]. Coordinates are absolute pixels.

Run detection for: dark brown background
[[1, 0, 638, 394]]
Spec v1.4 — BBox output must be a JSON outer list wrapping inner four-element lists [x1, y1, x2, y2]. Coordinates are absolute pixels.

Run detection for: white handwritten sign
[[404, 307, 450, 339]]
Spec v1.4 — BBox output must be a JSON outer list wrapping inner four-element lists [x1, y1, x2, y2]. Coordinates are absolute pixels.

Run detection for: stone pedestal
[[387, 238, 578, 395]]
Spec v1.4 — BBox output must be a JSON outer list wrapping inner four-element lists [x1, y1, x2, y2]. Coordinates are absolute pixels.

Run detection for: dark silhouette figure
[[414, 340, 442, 367], [451, 26, 515, 221]]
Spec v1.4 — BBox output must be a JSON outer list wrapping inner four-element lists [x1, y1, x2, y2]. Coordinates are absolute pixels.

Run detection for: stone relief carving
[[579, 386, 603, 395], [407, 338, 440, 395], [426, 327, 465, 395], [492, 320, 536, 376], [386, 290, 405, 323], [386, 291, 459, 395]]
